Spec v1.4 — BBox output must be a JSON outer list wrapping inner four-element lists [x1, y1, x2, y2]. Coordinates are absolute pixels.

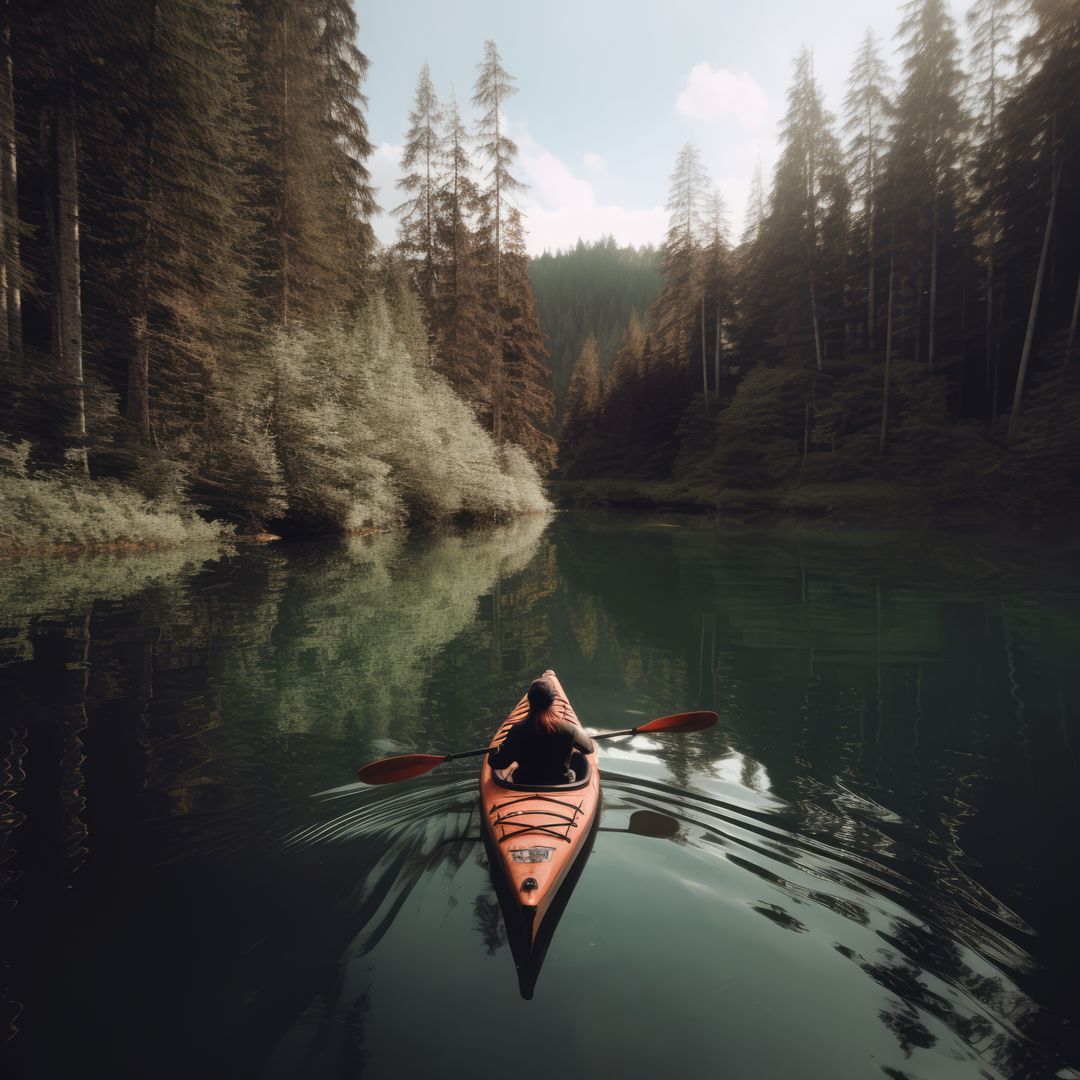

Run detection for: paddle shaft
[[357, 711, 717, 783], [441, 723, 656, 763]]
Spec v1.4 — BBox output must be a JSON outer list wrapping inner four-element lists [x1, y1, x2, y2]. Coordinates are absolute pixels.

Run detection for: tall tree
[[242, 0, 373, 326], [701, 186, 731, 402], [968, 0, 1020, 412], [843, 28, 892, 352], [51, 0, 87, 472], [432, 90, 487, 406], [768, 48, 846, 371], [890, 0, 967, 372], [501, 206, 555, 466], [396, 63, 441, 311], [0, 7, 21, 364], [472, 39, 523, 444], [653, 143, 708, 376]]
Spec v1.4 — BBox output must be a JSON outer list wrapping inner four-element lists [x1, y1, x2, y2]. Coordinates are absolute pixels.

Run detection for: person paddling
[[488, 671, 595, 785]]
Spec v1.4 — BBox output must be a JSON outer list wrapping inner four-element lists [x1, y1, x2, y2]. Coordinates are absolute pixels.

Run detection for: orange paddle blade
[[357, 753, 448, 785], [636, 710, 719, 734]]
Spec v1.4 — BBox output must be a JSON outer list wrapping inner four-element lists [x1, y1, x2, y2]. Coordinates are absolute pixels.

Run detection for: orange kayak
[[480, 670, 600, 945]]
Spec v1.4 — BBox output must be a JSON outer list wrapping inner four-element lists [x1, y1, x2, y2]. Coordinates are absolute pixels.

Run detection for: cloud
[[367, 133, 665, 256], [676, 64, 769, 131], [368, 141, 403, 246], [517, 133, 665, 254]]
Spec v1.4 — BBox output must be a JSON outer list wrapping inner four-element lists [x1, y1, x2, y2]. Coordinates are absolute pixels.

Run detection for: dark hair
[[526, 676, 558, 733]]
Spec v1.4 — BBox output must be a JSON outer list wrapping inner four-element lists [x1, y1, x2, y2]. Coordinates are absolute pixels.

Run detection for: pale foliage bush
[[0, 441, 225, 552], [271, 296, 549, 530]]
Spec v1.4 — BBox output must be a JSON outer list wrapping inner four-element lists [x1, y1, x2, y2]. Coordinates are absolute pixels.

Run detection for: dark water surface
[[2, 513, 1079, 1079]]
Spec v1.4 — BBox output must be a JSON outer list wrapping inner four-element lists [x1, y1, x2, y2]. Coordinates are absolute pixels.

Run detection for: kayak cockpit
[[490, 751, 592, 791]]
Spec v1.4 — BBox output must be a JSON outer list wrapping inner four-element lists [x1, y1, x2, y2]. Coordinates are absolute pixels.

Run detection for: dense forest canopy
[[559, 0, 1080, 519], [0, 4, 551, 549], [528, 238, 661, 407], [1, 0, 1078, 552]]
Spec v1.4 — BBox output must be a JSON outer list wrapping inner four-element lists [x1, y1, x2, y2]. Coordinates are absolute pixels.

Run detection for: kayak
[[480, 670, 601, 946]]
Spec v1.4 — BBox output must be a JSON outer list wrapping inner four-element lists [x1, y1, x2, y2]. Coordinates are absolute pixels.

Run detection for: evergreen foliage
[[0, 9, 551, 550], [557, 8, 1080, 519], [528, 237, 660, 405]]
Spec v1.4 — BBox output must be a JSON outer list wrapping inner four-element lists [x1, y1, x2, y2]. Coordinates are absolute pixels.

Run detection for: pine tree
[[968, 0, 1020, 413], [432, 91, 488, 408], [562, 333, 602, 458], [653, 143, 708, 374], [241, 0, 373, 326], [501, 206, 555, 466], [766, 48, 846, 371], [700, 186, 731, 403], [889, 0, 967, 372], [395, 63, 441, 310], [843, 28, 892, 352], [472, 39, 524, 443]]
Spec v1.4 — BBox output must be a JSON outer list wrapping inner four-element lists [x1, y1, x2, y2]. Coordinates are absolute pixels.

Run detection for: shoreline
[[548, 477, 1076, 535]]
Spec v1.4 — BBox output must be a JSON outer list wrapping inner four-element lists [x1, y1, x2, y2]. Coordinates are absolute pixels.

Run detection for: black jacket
[[488, 716, 595, 785]]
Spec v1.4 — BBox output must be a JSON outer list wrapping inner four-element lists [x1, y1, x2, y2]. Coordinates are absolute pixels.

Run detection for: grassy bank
[[549, 476, 1057, 530], [0, 465, 228, 556]]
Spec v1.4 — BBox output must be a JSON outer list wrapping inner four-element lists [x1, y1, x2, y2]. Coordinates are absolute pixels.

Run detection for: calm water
[[2, 513, 1079, 1079]]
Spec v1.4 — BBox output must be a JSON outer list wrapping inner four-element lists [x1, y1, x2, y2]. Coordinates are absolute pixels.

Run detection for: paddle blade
[[636, 710, 719, 735], [357, 753, 447, 785]]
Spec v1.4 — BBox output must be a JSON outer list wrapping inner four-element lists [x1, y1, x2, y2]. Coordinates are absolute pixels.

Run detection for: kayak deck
[[479, 671, 600, 941]]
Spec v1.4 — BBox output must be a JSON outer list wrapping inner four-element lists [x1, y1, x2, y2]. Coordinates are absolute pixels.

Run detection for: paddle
[[356, 710, 718, 785]]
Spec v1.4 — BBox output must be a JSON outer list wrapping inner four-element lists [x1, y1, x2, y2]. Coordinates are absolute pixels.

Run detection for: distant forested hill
[[529, 238, 660, 408]]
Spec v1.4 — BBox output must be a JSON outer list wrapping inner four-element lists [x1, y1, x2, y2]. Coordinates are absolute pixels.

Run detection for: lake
[[2, 512, 1079, 1079]]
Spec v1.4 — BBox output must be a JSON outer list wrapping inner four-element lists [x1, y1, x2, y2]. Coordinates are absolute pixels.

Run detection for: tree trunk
[[54, 1, 88, 473], [0, 12, 20, 364], [985, 218, 995, 405], [128, 1, 157, 441], [928, 196, 938, 373], [1060, 269, 1080, 377], [879, 197, 896, 455], [700, 291, 708, 411], [713, 287, 721, 400], [809, 271, 823, 372], [867, 208, 875, 353], [958, 248, 968, 412], [280, 10, 289, 326], [39, 106, 61, 365], [913, 271, 923, 366], [1008, 144, 1062, 445]]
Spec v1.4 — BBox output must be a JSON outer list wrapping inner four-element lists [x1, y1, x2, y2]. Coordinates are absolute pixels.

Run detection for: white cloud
[[676, 63, 769, 132], [367, 133, 665, 256], [517, 133, 665, 254], [369, 141, 403, 246]]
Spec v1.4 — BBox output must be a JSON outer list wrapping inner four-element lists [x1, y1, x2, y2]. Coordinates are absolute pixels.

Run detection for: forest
[[528, 238, 660, 408], [2, 1, 1078, 553], [0, 4, 550, 552], [560, 0, 1080, 524]]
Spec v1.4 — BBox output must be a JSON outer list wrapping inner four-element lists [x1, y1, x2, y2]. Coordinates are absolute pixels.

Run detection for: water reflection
[[2, 513, 1079, 1077]]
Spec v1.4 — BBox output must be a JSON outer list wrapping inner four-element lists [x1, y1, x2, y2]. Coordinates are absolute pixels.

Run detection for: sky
[[357, 0, 971, 256]]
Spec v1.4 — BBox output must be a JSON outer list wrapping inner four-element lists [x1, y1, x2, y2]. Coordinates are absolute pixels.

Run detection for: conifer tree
[[701, 186, 731, 401], [501, 206, 555, 466], [396, 63, 442, 310], [472, 39, 523, 443], [562, 333, 602, 449], [242, 0, 373, 326], [432, 91, 488, 407], [968, 0, 1019, 411], [653, 143, 708, 374], [889, 0, 967, 371], [843, 29, 892, 351], [767, 48, 846, 371]]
